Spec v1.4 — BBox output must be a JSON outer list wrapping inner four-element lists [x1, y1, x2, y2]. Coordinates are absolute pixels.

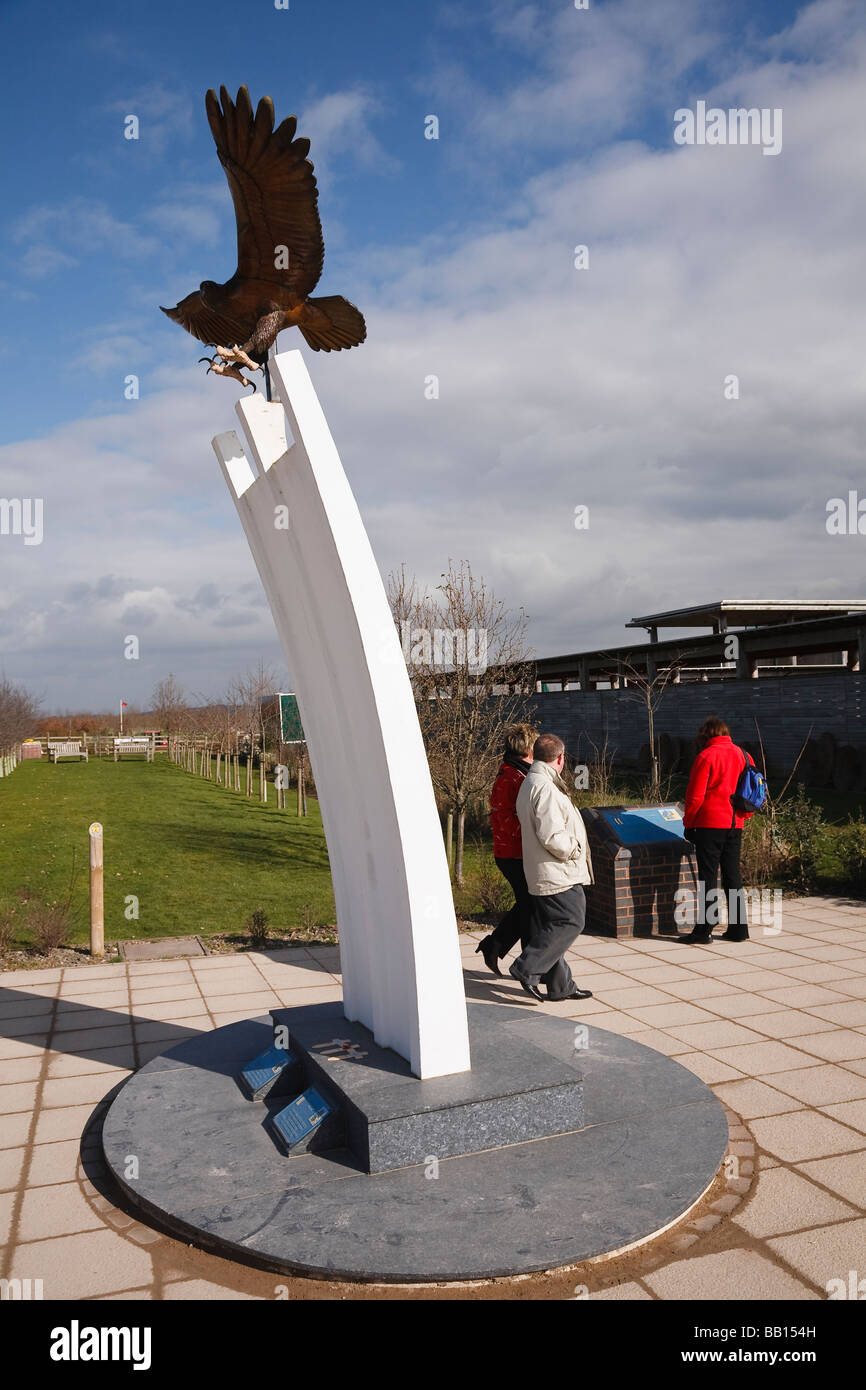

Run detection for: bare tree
[[389, 560, 535, 885], [151, 674, 189, 735], [601, 649, 693, 798], [225, 662, 279, 791], [0, 677, 40, 751]]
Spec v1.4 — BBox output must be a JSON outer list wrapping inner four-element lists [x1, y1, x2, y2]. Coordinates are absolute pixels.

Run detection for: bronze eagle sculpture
[[161, 85, 366, 389]]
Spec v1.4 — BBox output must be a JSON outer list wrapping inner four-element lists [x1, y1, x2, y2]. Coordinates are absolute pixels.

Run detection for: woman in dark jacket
[[475, 723, 538, 975], [682, 716, 753, 944]]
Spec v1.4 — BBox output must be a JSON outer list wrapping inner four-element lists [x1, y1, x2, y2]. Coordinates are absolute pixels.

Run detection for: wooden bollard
[[89, 821, 104, 959]]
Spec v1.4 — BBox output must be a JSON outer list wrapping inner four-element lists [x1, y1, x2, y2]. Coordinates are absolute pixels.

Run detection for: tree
[[602, 649, 694, 798], [150, 674, 189, 735], [0, 677, 40, 751], [225, 662, 279, 792], [389, 560, 535, 885]]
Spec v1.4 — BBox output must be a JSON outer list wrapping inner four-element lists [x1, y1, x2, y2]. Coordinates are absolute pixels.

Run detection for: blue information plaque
[[601, 805, 685, 846], [240, 1044, 297, 1101], [272, 1086, 333, 1151]]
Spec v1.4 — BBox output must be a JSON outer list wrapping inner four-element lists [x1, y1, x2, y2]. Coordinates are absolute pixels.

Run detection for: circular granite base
[[101, 1008, 728, 1283]]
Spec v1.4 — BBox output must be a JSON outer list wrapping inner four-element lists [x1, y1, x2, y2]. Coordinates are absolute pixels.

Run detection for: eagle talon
[[215, 343, 260, 373], [208, 360, 257, 388]]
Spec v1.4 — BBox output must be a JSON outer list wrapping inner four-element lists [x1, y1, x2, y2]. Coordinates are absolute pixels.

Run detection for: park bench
[[113, 737, 154, 762], [48, 740, 88, 763]]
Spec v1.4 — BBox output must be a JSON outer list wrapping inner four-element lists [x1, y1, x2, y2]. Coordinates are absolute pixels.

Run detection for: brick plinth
[[582, 805, 698, 937]]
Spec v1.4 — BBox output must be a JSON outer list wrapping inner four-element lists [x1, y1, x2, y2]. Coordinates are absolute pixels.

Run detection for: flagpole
[[120, 700, 123, 735]]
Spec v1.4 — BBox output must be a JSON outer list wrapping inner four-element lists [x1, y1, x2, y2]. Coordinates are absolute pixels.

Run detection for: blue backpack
[[731, 748, 767, 814]]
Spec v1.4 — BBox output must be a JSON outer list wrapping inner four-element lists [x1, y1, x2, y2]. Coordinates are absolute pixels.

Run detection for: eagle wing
[[160, 289, 254, 348], [205, 85, 324, 301]]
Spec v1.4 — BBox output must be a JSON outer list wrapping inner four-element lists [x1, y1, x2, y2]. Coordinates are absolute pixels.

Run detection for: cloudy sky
[[1, 0, 864, 714]]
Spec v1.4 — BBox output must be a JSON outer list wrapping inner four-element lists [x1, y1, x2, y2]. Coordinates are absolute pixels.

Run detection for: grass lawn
[[3, 758, 862, 955], [0, 757, 335, 948]]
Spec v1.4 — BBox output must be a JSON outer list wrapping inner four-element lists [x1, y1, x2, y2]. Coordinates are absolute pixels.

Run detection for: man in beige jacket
[[510, 733, 594, 1002]]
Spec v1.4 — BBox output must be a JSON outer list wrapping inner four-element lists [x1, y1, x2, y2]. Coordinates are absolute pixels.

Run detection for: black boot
[[475, 934, 502, 976]]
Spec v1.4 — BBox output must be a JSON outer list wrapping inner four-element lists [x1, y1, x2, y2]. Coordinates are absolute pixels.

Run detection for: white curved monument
[[212, 349, 471, 1080]]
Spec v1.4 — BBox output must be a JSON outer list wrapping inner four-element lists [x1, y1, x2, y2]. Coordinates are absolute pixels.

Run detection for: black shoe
[[718, 931, 749, 942], [682, 931, 714, 944], [550, 986, 593, 1001], [509, 963, 545, 1001], [475, 935, 502, 976]]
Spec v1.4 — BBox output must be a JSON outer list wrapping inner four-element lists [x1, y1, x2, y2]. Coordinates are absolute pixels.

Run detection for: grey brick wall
[[525, 672, 866, 774]]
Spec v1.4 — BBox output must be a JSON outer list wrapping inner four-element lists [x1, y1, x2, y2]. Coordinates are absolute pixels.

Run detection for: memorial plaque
[[271, 1085, 337, 1154], [239, 1044, 300, 1101], [600, 805, 685, 846]]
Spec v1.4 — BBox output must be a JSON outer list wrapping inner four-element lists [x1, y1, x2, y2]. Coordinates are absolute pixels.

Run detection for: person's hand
[[683, 827, 696, 843]]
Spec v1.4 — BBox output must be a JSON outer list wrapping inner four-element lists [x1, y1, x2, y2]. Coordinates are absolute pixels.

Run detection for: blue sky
[[1, 0, 865, 712]]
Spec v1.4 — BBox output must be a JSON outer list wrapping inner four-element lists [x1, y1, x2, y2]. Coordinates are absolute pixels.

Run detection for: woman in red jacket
[[476, 723, 538, 975], [682, 717, 753, 944]]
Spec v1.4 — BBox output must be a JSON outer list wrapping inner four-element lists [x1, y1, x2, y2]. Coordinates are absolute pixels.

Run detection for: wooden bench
[[114, 738, 153, 762], [48, 741, 88, 763]]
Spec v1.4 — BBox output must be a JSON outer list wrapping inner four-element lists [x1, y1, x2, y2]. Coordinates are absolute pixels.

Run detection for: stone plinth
[[101, 1002, 727, 1283]]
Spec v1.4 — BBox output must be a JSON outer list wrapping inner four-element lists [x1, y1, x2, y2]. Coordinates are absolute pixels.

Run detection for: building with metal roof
[[532, 601, 866, 692]]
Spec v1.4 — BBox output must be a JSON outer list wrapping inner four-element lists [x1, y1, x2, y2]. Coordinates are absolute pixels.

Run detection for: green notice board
[[279, 693, 305, 743]]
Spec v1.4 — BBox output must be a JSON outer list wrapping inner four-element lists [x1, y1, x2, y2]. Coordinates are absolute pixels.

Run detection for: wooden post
[[245, 755, 252, 797], [259, 758, 266, 803], [445, 810, 454, 872], [215, 750, 221, 784], [89, 821, 104, 959]]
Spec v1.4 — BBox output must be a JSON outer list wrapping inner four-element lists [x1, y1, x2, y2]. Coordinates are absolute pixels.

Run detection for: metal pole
[[89, 821, 104, 959]]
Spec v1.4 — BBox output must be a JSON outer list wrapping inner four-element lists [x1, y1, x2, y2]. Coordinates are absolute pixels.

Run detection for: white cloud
[[11, 198, 160, 278], [428, 0, 724, 157], [104, 82, 196, 156], [299, 88, 399, 182], [144, 180, 230, 251], [2, 0, 864, 707]]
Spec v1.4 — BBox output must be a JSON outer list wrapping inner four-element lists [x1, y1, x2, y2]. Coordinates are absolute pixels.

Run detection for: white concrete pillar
[[212, 350, 471, 1080]]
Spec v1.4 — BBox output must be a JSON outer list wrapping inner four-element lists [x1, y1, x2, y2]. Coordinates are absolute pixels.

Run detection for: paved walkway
[[2, 897, 866, 1300]]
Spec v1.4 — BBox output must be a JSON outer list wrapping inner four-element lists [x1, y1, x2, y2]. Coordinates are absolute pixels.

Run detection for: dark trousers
[[489, 857, 532, 956], [514, 884, 586, 1000], [693, 828, 749, 938]]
